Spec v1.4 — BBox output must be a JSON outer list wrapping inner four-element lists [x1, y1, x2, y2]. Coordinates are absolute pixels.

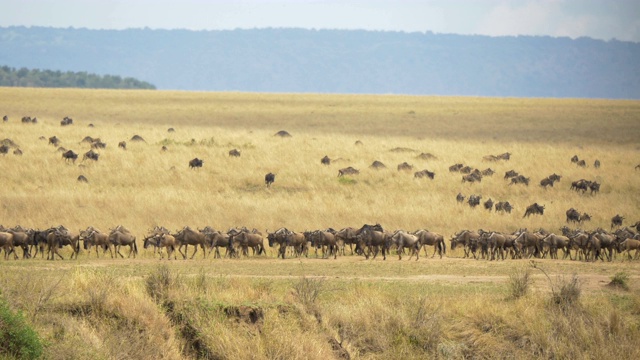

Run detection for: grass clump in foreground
[[507, 266, 532, 300], [0, 292, 43, 360], [609, 272, 630, 290]]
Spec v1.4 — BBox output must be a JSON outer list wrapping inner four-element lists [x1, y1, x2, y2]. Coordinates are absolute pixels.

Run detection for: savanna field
[[1, 87, 640, 359]]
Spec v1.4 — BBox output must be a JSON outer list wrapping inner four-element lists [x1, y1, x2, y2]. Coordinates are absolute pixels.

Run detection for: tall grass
[[0, 88, 639, 359]]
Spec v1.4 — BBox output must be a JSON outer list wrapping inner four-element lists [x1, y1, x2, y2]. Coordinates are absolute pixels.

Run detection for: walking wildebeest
[[566, 208, 581, 223], [467, 195, 481, 208], [414, 229, 446, 258], [397, 162, 414, 172], [83, 149, 99, 161], [109, 230, 138, 258], [173, 227, 206, 259], [229, 149, 241, 157], [414, 169, 435, 179], [189, 158, 203, 169], [265, 172, 276, 187], [611, 214, 624, 230], [338, 167, 359, 177], [456, 193, 465, 203], [523, 203, 545, 218], [62, 150, 78, 163], [321, 155, 331, 165], [118, 141, 127, 150]]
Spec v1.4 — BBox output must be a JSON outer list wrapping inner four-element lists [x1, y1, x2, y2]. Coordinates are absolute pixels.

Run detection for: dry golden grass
[[1, 87, 640, 359]]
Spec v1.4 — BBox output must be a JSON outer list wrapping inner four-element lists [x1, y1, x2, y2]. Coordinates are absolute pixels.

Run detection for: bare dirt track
[[10, 253, 639, 294]]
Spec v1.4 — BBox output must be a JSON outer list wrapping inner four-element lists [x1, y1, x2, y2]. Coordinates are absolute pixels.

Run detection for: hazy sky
[[1, 0, 638, 42]]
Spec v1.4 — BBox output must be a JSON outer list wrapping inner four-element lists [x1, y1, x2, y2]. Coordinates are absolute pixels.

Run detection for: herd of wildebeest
[[1, 115, 640, 262], [1, 221, 640, 262]]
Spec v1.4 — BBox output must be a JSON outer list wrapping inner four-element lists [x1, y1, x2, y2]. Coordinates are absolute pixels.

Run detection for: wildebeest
[[80, 228, 114, 258], [2, 115, 7, 122], [109, 230, 138, 258], [450, 230, 481, 259], [566, 208, 581, 223], [414, 229, 446, 259], [495, 201, 513, 213], [570, 179, 592, 193], [594, 159, 600, 168], [49, 136, 60, 147], [321, 155, 331, 165], [168, 127, 175, 132], [83, 149, 99, 161], [448, 163, 463, 172], [60, 116, 73, 126], [456, 193, 465, 203], [483, 198, 494, 211], [459, 166, 473, 174], [77, 175, 88, 183], [265, 172, 276, 187], [307, 230, 338, 259], [397, 162, 414, 172], [540, 177, 555, 188], [509, 175, 530, 186], [481, 168, 495, 176], [274, 130, 292, 137], [0, 232, 14, 260], [468, 195, 481, 208], [354, 225, 388, 260], [504, 170, 518, 179], [523, 203, 545, 218], [229, 229, 265, 257], [497, 152, 511, 160], [46, 226, 80, 260], [414, 169, 435, 179], [580, 213, 591, 223], [130, 135, 146, 142], [144, 232, 175, 260], [189, 158, 203, 169], [90, 139, 106, 149], [577, 159, 587, 167], [391, 230, 421, 260], [617, 239, 640, 260], [0, 145, 8, 155], [462, 172, 482, 183], [229, 149, 241, 157], [118, 141, 127, 150], [589, 181, 600, 195], [338, 167, 359, 177], [540, 233, 570, 260], [62, 150, 78, 163], [611, 214, 624, 230], [369, 161, 386, 169], [173, 226, 206, 259], [571, 155, 579, 163]]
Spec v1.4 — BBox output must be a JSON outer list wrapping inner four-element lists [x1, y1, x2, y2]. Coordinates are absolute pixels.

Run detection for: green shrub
[[0, 294, 43, 359], [610, 272, 629, 290]]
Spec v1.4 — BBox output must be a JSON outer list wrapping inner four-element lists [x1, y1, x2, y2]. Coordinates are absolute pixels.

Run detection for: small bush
[[0, 294, 43, 359], [552, 275, 582, 309], [293, 276, 324, 308], [145, 265, 176, 303], [609, 272, 629, 290], [508, 267, 531, 299]]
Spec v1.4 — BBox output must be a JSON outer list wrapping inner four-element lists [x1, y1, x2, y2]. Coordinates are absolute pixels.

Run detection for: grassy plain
[[0, 87, 640, 359]]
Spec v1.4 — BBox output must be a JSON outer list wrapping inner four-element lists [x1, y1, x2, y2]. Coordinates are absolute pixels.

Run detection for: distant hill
[[0, 65, 155, 89], [0, 26, 638, 99]]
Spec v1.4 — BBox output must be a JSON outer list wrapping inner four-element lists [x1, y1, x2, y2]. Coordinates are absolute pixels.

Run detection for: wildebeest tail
[[133, 238, 138, 254], [440, 238, 446, 254]]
